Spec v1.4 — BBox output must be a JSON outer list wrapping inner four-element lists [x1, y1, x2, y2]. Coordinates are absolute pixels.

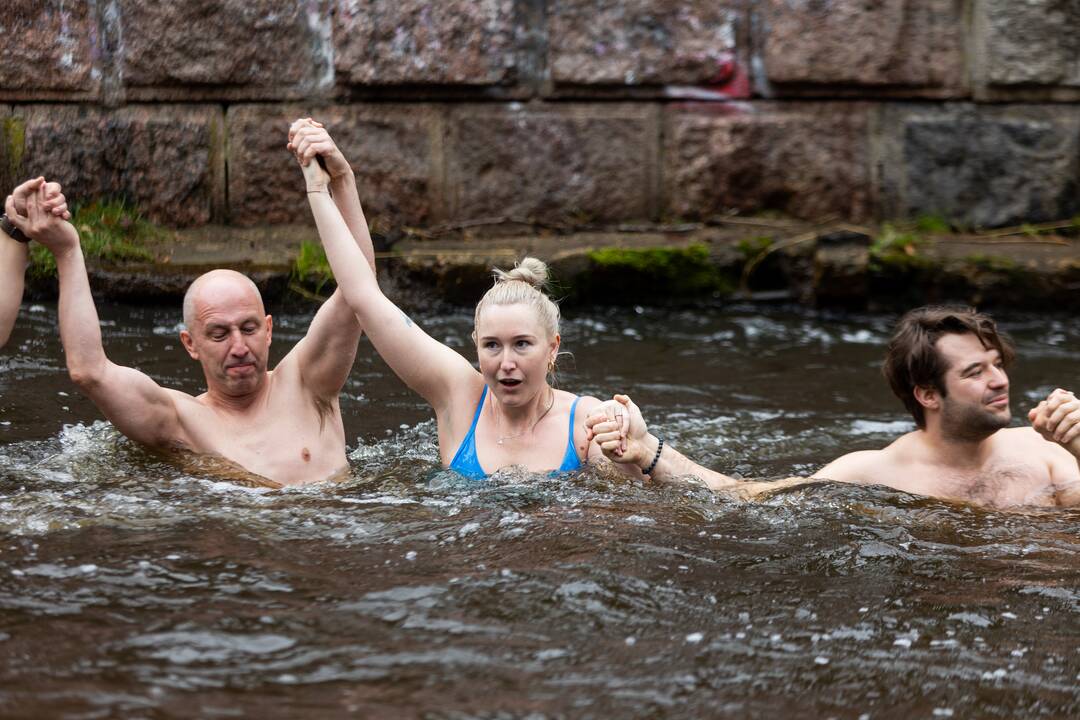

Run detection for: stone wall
[[1, 0, 1078, 229]]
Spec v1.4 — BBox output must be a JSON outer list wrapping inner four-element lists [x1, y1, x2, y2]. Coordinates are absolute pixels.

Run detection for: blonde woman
[[291, 123, 634, 478]]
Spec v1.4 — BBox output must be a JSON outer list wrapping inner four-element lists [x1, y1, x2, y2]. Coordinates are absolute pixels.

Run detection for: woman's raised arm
[[301, 160, 477, 415]]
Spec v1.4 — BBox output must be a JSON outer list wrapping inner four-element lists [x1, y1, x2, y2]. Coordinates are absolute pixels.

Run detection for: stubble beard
[[940, 397, 1011, 443]]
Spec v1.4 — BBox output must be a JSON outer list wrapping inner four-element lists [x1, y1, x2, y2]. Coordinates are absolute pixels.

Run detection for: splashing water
[[1, 304, 1079, 717]]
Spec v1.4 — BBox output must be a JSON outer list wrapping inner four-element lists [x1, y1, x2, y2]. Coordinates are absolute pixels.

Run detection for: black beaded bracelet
[[642, 437, 664, 476], [0, 214, 29, 243]]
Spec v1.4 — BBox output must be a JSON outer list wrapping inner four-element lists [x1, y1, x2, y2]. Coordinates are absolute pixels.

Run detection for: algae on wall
[[577, 244, 736, 303]]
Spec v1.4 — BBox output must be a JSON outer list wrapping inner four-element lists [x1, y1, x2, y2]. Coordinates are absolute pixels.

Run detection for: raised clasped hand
[[6, 177, 71, 221], [1028, 388, 1080, 450], [287, 117, 352, 179], [5, 183, 78, 252], [584, 393, 649, 466]]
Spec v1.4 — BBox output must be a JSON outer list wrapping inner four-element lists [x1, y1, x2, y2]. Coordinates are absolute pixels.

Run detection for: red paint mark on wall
[[708, 55, 750, 99]]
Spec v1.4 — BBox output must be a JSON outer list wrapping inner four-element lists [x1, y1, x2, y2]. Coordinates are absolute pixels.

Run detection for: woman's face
[[475, 303, 558, 407]]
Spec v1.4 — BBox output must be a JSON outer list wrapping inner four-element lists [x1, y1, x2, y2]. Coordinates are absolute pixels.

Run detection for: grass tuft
[[28, 199, 162, 280], [290, 239, 334, 294]]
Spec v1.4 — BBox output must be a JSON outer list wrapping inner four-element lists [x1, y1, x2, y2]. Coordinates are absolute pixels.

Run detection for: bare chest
[[179, 396, 347, 486], [918, 461, 1056, 507]]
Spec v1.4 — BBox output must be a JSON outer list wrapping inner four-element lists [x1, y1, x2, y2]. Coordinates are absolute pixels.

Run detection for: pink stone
[[664, 103, 874, 222], [227, 105, 439, 227], [333, 0, 518, 85]]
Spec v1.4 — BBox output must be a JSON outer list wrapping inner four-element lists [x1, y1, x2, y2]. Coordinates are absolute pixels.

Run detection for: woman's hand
[[288, 118, 353, 179]]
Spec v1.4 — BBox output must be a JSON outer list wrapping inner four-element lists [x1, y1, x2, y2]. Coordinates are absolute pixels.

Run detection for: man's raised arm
[[7, 186, 184, 448], [281, 119, 376, 401]]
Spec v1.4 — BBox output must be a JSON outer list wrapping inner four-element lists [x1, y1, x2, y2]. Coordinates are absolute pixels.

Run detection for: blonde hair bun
[[494, 257, 549, 291], [474, 256, 561, 343]]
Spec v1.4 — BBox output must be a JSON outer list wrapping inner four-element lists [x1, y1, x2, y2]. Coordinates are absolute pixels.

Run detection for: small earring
[[547, 358, 555, 374]]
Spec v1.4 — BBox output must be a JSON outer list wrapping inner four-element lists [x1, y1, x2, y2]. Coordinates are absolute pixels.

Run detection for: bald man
[[11, 121, 375, 486]]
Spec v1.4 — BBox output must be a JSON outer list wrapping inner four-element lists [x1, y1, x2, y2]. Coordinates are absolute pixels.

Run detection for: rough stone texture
[[333, 0, 519, 85], [0, 1, 97, 96], [882, 105, 1080, 229], [664, 103, 873, 222], [549, 0, 741, 87], [14, 105, 225, 227], [227, 105, 439, 227], [761, 0, 965, 93], [119, 0, 330, 96], [983, 0, 1080, 87], [0, 106, 19, 197], [813, 244, 869, 309], [446, 104, 658, 223]]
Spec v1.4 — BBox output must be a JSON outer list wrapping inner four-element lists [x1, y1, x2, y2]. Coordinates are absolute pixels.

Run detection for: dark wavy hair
[[882, 306, 1015, 428]]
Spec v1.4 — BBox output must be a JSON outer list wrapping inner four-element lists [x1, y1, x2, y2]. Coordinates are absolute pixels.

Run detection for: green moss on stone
[[587, 244, 734, 297], [736, 235, 773, 260], [964, 253, 1020, 274], [869, 223, 934, 272], [913, 214, 951, 234], [2, 117, 26, 182]]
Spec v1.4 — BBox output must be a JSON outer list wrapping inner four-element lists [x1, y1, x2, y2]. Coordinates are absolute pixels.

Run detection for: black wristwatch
[[0, 214, 29, 243]]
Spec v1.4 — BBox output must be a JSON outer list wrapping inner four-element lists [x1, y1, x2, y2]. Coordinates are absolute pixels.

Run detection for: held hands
[[299, 153, 331, 194], [287, 118, 352, 180], [6, 177, 70, 220], [584, 393, 653, 468], [1029, 388, 1080, 455], [5, 183, 78, 253]]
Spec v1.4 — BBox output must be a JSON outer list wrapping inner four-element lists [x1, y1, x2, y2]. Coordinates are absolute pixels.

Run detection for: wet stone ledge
[[21, 220, 1080, 315]]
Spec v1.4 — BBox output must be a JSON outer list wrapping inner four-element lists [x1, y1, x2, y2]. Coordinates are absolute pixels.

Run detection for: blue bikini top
[[447, 385, 583, 480]]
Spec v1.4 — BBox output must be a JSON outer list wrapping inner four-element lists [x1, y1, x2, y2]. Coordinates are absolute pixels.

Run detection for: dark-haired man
[[586, 306, 1080, 508]]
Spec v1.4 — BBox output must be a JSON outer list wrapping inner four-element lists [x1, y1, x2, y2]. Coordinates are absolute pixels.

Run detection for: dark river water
[[1, 302, 1078, 719]]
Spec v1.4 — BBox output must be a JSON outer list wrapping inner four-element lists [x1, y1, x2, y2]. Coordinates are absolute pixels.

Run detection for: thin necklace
[[494, 388, 555, 445]]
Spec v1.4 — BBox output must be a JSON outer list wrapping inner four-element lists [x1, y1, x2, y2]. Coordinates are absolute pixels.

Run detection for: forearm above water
[[54, 245, 109, 385], [328, 172, 376, 272], [0, 237, 27, 347], [642, 435, 740, 490], [307, 192, 381, 319]]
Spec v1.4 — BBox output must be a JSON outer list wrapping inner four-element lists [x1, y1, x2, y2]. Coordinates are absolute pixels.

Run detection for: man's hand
[[1029, 388, 1080, 454], [6, 185, 79, 254], [585, 393, 654, 468], [287, 118, 352, 179], [6, 177, 71, 220]]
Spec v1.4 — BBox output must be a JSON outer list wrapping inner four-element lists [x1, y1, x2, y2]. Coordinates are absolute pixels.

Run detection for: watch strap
[[0, 214, 29, 243]]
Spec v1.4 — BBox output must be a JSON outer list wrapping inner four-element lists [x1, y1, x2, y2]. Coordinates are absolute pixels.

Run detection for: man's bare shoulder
[[995, 425, 1078, 464], [812, 448, 885, 484], [812, 431, 922, 484]]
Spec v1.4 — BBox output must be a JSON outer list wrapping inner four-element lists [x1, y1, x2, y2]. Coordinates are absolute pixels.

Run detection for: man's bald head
[[183, 270, 265, 329]]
